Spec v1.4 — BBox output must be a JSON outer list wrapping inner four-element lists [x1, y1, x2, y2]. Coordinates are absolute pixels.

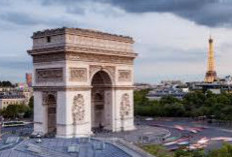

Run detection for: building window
[[47, 36, 51, 43]]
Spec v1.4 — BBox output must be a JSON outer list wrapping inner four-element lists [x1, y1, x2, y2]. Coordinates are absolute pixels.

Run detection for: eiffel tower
[[205, 36, 217, 83]]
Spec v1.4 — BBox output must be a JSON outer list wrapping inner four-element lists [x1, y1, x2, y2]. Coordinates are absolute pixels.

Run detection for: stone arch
[[91, 70, 112, 86], [91, 70, 113, 131], [43, 93, 57, 134], [42, 92, 57, 106], [30, 28, 136, 138], [90, 66, 115, 85]]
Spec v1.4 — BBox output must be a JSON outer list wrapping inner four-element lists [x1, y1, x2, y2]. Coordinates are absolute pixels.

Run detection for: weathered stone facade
[[36, 68, 63, 83], [69, 68, 87, 82], [28, 27, 137, 138]]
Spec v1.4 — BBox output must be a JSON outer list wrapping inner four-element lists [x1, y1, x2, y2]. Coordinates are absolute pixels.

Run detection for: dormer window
[[46, 36, 51, 43]]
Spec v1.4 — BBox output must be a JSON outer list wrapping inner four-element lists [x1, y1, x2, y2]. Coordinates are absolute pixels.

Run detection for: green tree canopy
[[0, 81, 14, 87]]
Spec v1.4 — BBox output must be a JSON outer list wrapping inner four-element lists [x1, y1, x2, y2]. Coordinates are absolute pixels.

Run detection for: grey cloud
[[138, 46, 206, 63], [67, 7, 85, 15], [1, 12, 40, 26], [104, 0, 232, 27], [40, 0, 79, 5], [0, 11, 84, 27], [36, 0, 232, 27], [40, 0, 86, 15], [40, 0, 121, 16]]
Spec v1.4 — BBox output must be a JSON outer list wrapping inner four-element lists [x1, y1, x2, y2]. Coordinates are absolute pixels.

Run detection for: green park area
[[135, 89, 232, 121], [141, 143, 232, 157], [135, 89, 232, 156]]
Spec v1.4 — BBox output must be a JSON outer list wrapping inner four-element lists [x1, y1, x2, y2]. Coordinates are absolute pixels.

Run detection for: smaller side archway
[[44, 94, 57, 134]]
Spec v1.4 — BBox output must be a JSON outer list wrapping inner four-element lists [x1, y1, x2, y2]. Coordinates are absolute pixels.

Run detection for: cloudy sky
[[1, 0, 232, 83]]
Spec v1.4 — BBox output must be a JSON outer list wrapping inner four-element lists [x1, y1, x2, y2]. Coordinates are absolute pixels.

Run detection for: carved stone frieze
[[34, 86, 92, 91], [105, 66, 115, 81], [89, 65, 101, 79], [118, 70, 132, 82], [36, 68, 63, 83], [67, 52, 134, 65], [72, 94, 85, 124], [33, 53, 65, 63], [29, 46, 136, 58], [120, 93, 131, 118], [69, 68, 87, 82], [33, 85, 134, 92], [31, 51, 134, 65]]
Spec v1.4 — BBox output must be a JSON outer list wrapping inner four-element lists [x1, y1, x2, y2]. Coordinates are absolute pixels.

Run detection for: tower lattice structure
[[205, 36, 217, 83]]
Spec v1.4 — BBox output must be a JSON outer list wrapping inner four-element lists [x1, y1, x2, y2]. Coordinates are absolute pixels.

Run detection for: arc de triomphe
[[28, 28, 137, 138]]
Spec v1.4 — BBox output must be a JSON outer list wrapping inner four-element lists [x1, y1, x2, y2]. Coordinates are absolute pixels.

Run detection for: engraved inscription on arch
[[118, 70, 131, 82], [36, 68, 63, 83], [69, 68, 87, 82]]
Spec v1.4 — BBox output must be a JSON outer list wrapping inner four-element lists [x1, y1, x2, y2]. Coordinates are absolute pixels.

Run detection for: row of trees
[[142, 143, 232, 157], [0, 81, 14, 87], [0, 97, 33, 119], [134, 89, 232, 120]]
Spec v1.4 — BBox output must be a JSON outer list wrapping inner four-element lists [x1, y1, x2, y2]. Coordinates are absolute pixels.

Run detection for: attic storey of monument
[[28, 27, 137, 138]]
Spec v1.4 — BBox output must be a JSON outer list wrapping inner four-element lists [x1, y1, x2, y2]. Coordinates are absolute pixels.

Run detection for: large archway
[[46, 94, 57, 134], [91, 70, 112, 131], [30, 27, 136, 137]]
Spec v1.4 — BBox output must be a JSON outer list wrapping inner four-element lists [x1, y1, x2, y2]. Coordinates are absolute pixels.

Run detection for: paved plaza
[[1, 117, 231, 156], [94, 125, 170, 144]]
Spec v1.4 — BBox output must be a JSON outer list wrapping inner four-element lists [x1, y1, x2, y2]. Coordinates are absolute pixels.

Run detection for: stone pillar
[[113, 89, 135, 132], [104, 89, 113, 130], [33, 91, 48, 134], [56, 90, 92, 138]]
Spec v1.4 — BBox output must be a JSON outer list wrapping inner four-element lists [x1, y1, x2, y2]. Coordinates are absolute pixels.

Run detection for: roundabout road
[[138, 117, 232, 150]]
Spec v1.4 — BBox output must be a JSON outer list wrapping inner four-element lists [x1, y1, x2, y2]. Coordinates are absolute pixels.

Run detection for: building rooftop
[[0, 137, 153, 157], [0, 95, 25, 99]]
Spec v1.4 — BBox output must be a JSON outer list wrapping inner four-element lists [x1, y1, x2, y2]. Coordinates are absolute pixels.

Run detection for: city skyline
[[1, 0, 232, 83]]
